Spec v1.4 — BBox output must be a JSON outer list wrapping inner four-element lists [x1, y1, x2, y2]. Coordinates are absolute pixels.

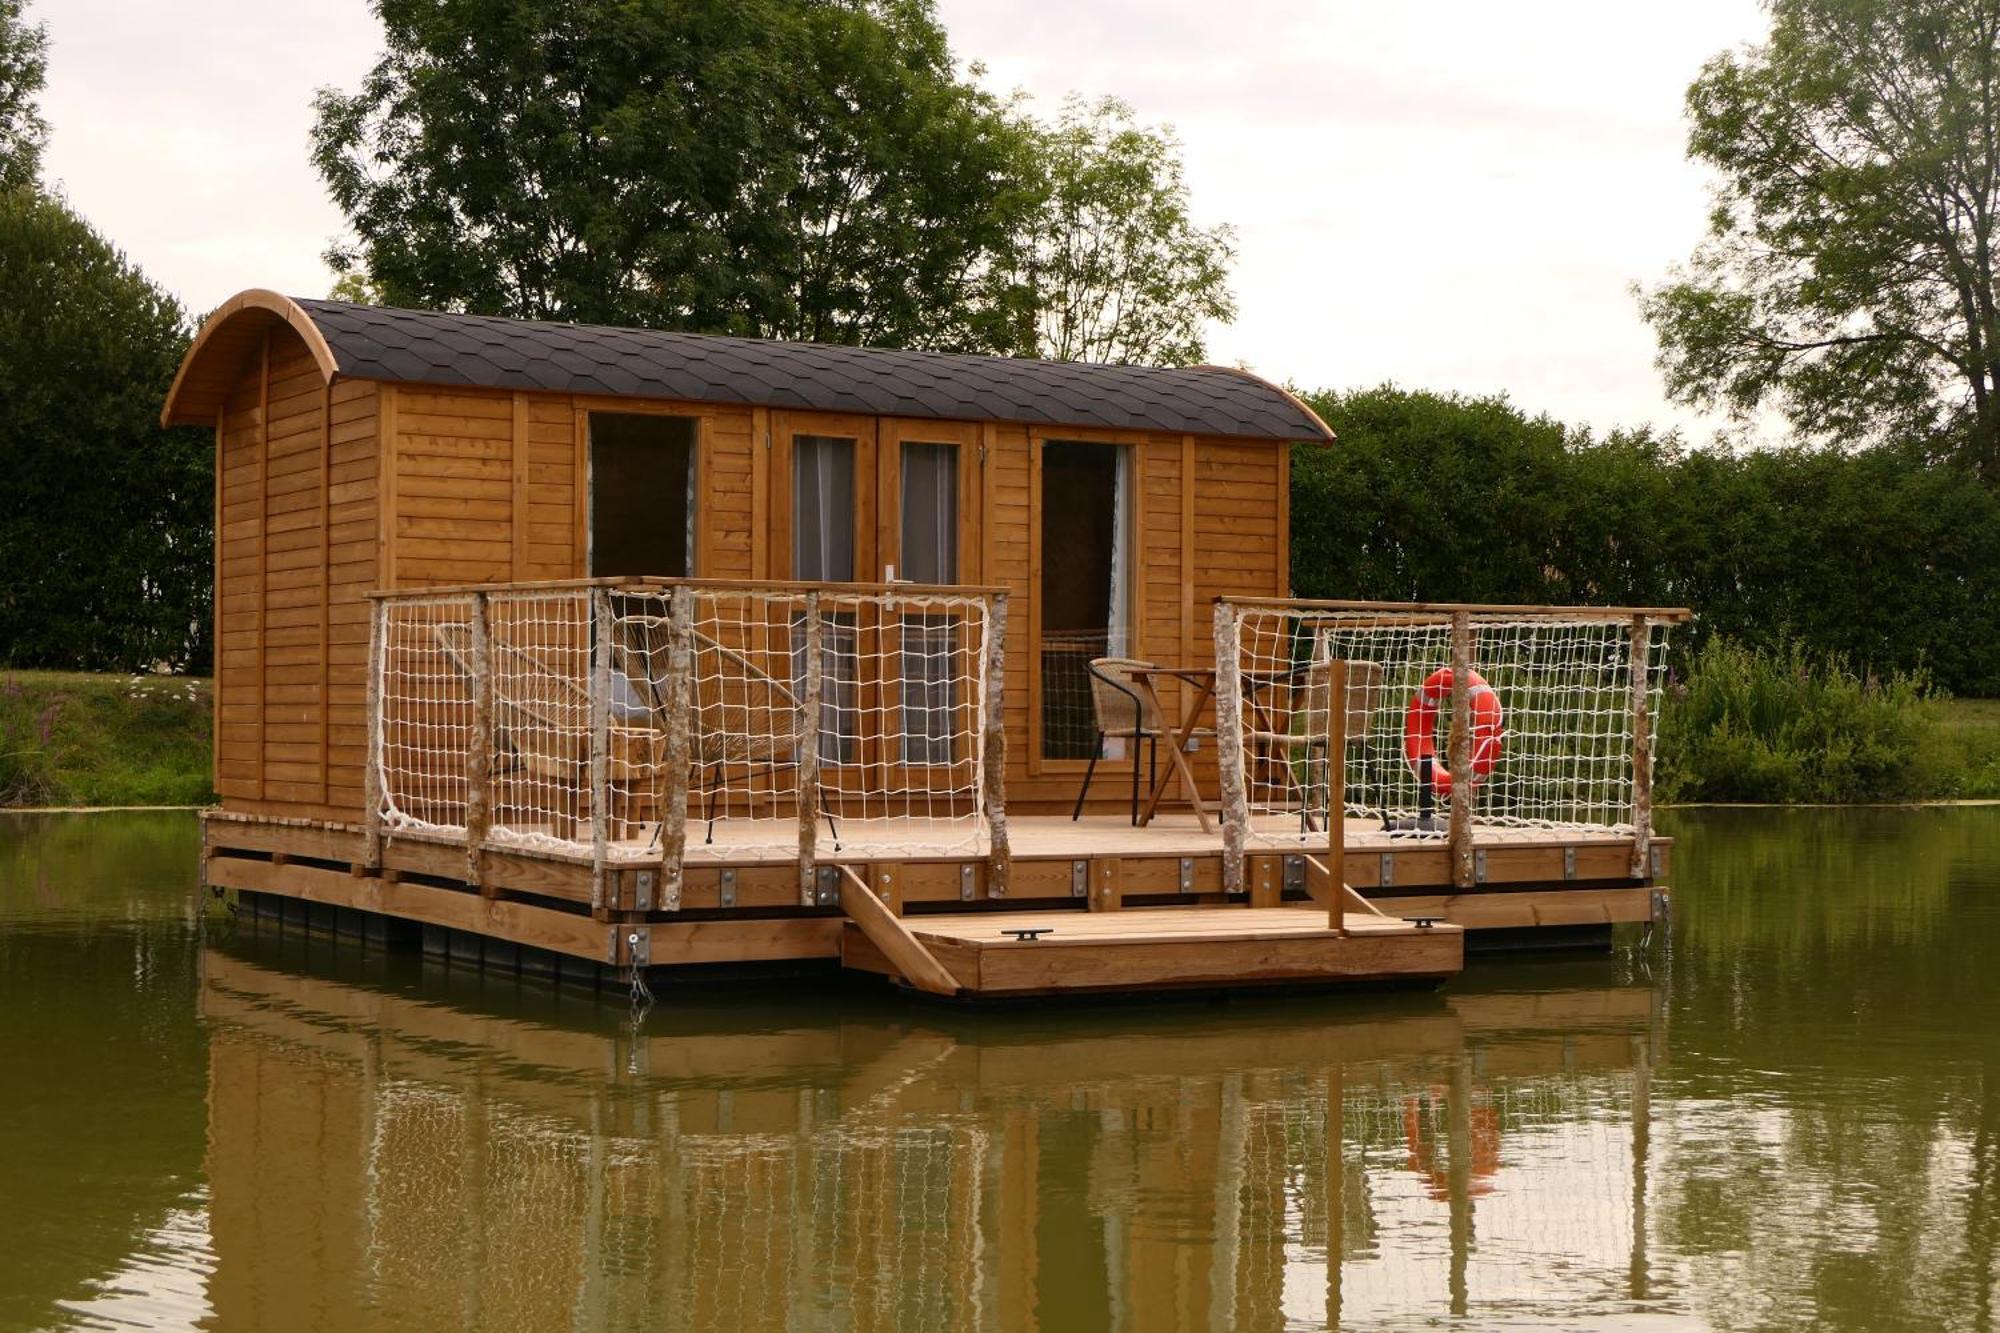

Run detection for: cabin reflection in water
[[197, 939, 1663, 1332]]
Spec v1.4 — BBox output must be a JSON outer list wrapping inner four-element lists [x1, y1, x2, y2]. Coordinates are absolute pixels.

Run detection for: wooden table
[[1127, 666, 1218, 832]]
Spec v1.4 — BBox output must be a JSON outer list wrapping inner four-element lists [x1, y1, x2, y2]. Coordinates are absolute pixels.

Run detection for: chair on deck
[[612, 612, 840, 850], [433, 620, 615, 838], [1069, 657, 1214, 825], [1242, 654, 1383, 834]]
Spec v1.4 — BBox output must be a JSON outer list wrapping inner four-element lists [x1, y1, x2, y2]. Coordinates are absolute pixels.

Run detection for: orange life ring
[[1402, 668, 1503, 797]]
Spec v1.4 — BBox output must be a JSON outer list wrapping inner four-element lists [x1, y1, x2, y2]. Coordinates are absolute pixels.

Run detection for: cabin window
[[792, 434, 856, 581], [897, 442, 957, 584], [1039, 441, 1133, 761], [898, 442, 959, 764], [792, 434, 859, 761], [588, 413, 697, 577]]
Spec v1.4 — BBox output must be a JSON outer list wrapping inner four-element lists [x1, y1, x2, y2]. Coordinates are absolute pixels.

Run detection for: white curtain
[[1106, 446, 1131, 657], [899, 443, 957, 584], [792, 435, 855, 581]]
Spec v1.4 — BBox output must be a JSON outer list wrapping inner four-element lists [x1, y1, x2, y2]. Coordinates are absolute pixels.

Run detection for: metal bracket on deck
[[612, 925, 651, 968], [633, 870, 655, 912], [1649, 845, 1664, 878], [1379, 852, 1395, 888], [1070, 860, 1089, 898], [959, 864, 976, 901], [1473, 849, 1488, 884], [1563, 847, 1577, 880], [1281, 855, 1306, 896], [1179, 857, 1196, 892], [1650, 888, 1671, 925], [719, 867, 737, 909], [815, 865, 841, 907]]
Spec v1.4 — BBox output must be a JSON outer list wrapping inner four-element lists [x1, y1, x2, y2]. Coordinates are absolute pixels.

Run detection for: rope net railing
[[1216, 600, 1679, 847], [371, 580, 998, 871]]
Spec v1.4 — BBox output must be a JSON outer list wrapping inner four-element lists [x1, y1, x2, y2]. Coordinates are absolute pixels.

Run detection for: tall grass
[[0, 672, 213, 807], [1656, 638, 1959, 803]]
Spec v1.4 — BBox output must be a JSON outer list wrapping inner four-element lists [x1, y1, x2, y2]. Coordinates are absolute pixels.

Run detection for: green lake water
[[3, 807, 1998, 1331]]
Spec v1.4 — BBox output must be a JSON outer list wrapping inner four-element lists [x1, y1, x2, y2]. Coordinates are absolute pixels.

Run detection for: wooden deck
[[202, 804, 1666, 1000], [842, 906, 1462, 997]]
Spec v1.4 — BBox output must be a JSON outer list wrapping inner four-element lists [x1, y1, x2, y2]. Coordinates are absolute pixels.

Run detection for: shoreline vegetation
[[5, 637, 1996, 811], [0, 671, 212, 809]]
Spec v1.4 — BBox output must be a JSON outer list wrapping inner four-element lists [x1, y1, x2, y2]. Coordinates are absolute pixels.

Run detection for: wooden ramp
[[840, 906, 1464, 999]]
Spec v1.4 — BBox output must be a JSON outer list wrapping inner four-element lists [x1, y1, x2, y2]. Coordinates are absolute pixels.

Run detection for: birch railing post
[[1212, 599, 1249, 895], [589, 587, 612, 913], [1447, 611, 1475, 890], [1326, 657, 1348, 935], [659, 586, 693, 912], [361, 597, 385, 874], [983, 593, 1011, 898], [797, 591, 823, 907], [465, 591, 492, 893], [1629, 614, 1654, 880]]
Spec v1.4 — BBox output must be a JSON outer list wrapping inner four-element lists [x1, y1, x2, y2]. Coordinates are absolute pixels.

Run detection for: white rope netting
[[373, 582, 993, 863], [1226, 606, 1671, 846]]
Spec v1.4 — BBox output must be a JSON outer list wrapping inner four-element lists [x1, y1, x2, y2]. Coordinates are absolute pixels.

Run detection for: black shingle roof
[[292, 298, 1330, 442]]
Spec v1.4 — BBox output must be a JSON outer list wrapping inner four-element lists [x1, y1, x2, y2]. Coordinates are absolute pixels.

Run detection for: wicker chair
[[1069, 657, 1215, 824], [1243, 654, 1383, 833], [613, 613, 839, 848]]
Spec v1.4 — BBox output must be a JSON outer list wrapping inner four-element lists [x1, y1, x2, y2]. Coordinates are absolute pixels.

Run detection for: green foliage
[[1655, 637, 1952, 803], [313, 1, 1232, 367], [0, 672, 213, 808], [0, 0, 45, 191], [1640, 0, 2000, 477], [1292, 386, 2000, 695], [313, 0, 1035, 352], [1013, 96, 1235, 365], [0, 190, 207, 672]]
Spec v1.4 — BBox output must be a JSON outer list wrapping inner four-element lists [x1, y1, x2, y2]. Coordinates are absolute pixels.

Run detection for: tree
[[1011, 96, 1235, 365], [312, 0, 1034, 352], [0, 190, 207, 671], [1642, 0, 2000, 479], [0, 0, 46, 190]]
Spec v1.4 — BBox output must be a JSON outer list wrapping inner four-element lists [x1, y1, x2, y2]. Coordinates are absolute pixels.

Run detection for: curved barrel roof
[[163, 290, 1332, 442]]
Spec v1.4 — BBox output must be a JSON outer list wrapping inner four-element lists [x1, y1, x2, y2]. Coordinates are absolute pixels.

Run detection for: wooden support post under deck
[[1327, 658, 1347, 931], [361, 598, 385, 873], [1447, 612, 1475, 890], [589, 587, 612, 911], [1629, 614, 1654, 880], [798, 591, 822, 908], [836, 865, 958, 996], [466, 591, 492, 894], [984, 592, 1011, 898], [1213, 599, 1249, 894], [659, 586, 692, 911]]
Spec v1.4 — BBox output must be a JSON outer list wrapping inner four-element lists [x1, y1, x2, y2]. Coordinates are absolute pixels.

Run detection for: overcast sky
[[37, 0, 1771, 440]]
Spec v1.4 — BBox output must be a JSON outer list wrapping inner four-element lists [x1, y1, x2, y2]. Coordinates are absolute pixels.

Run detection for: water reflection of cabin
[[168, 289, 1679, 997]]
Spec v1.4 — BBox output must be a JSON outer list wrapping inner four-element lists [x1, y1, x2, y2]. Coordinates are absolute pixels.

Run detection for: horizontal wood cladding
[[246, 377, 1292, 826], [213, 327, 374, 822]]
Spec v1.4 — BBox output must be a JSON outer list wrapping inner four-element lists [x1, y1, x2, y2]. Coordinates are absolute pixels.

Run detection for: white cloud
[[35, 0, 1769, 439]]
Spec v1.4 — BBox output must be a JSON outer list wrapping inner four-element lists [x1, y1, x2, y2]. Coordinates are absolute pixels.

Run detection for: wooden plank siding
[[213, 327, 380, 821], [221, 367, 1293, 825]]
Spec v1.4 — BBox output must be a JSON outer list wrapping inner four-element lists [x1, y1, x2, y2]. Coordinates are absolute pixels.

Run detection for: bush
[[1292, 386, 2000, 697], [1655, 637, 1956, 803]]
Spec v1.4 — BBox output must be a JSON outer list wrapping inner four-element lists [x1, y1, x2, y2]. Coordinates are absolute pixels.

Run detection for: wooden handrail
[[1217, 596, 1692, 622], [369, 575, 1011, 600]]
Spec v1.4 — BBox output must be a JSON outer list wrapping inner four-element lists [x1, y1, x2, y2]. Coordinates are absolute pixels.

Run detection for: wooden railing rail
[[1211, 597, 1685, 893]]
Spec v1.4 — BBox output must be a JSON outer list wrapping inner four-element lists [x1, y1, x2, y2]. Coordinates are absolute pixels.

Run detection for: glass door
[[771, 413, 876, 799], [1037, 439, 1134, 762], [878, 420, 980, 779]]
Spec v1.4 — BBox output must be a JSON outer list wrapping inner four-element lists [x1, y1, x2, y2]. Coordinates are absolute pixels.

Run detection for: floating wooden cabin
[[170, 289, 1684, 998]]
